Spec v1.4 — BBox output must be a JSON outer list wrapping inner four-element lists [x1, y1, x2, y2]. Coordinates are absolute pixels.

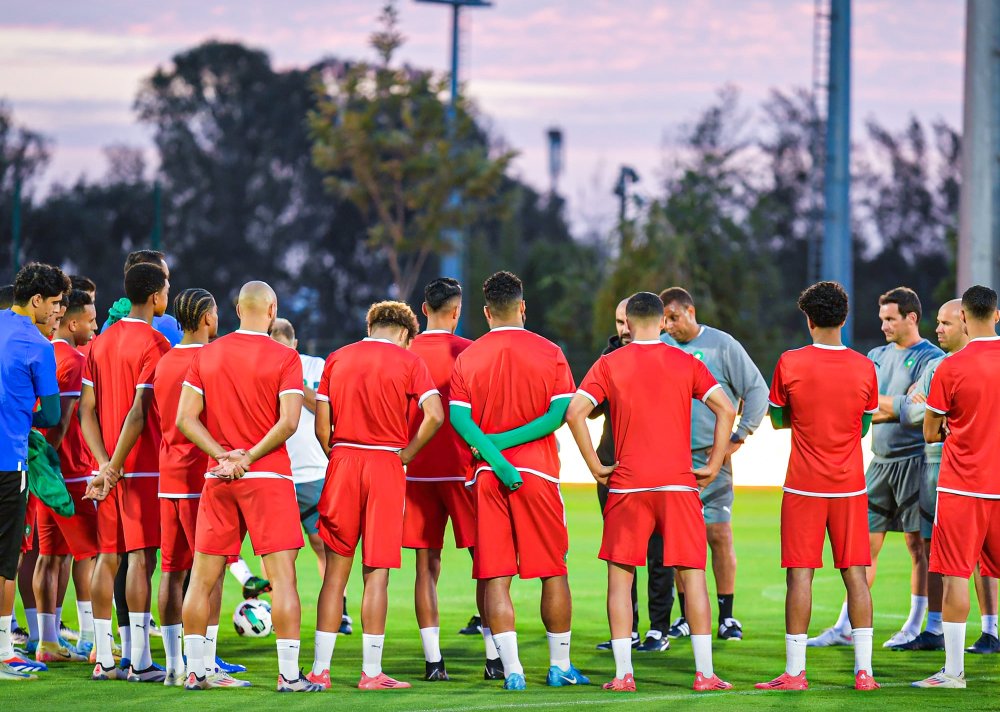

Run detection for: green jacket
[[27, 429, 74, 518]]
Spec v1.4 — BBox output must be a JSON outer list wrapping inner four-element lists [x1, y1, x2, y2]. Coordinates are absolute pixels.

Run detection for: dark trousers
[[597, 484, 675, 634], [0, 472, 27, 580]]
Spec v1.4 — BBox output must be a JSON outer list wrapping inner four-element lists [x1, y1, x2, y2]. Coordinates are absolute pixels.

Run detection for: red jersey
[[406, 331, 474, 480], [768, 344, 879, 496], [50, 339, 97, 480], [183, 330, 303, 479], [449, 327, 575, 483], [927, 337, 1000, 497], [83, 318, 170, 476], [578, 340, 719, 491], [317, 338, 437, 451], [154, 345, 208, 497]]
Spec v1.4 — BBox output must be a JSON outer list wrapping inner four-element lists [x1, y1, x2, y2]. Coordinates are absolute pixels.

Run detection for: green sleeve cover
[[487, 398, 570, 452], [449, 405, 523, 491], [32, 393, 61, 429], [861, 412, 873, 437], [768, 404, 791, 430]]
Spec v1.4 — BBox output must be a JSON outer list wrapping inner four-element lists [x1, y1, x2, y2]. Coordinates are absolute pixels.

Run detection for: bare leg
[[706, 522, 736, 596], [157, 570, 186, 626], [842, 566, 872, 628], [540, 575, 572, 633], [905, 531, 928, 596], [607, 563, 636, 639], [260, 549, 301, 640], [361, 566, 390, 635], [90, 553, 121, 620], [32, 555, 59, 616], [974, 571, 999, 616], [124, 548, 156, 615], [866, 532, 886, 588], [182, 554, 227, 637], [484, 577, 515, 634], [307, 533, 326, 579], [414, 549, 442, 629], [316, 549, 352, 633]]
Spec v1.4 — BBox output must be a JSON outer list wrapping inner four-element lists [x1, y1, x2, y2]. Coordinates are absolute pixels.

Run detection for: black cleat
[[967, 632, 1000, 654], [596, 632, 639, 651], [484, 658, 504, 680], [458, 615, 482, 636], [425, 660, 449, 681], [891, 630, 944, 651], [242, 576, 272, 600], [636, 632, 670, 652]]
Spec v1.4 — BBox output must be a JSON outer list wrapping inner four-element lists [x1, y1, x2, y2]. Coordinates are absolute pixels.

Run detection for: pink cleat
[[693, 672, 733, 691], [755, 671, 808, 690], [306, 669, 331, 690], [358, 672, 411, 690], [855, 670, 880, 690], [602, 673, 636, 691]]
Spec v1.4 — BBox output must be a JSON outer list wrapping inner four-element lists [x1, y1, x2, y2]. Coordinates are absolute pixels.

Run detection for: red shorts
[[930, 492, 1000, 578], [97, 476, 160, 554], [159, 497, 199, 572], [21, 495, 37, 553], [196, 477, 302, 557], [37, 480, 99, 560], [473, 471, 567, 580], [402, 479, 476, 550], [781, 492, 870, 569], [318, 448, 405, 569], [600, 489, 707, 569]]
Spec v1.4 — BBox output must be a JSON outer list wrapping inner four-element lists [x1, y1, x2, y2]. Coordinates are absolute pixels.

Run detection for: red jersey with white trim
[[578, 341, 719, 491], [449, 327, 575, 482], [154, 345, 208, 496], [50, 339, 97, 478], [83, 319, 170, 475], [317, 338, 437, 450], [768, 344, 879, 496], [926, 337, 1000, 497], [407, 331, 474, 479], [183, 331, 303, 477]]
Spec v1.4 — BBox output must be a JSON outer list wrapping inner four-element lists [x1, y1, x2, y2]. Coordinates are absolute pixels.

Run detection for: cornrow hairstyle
[[174, 288, 216, 333], [367, 300, 419, 342]]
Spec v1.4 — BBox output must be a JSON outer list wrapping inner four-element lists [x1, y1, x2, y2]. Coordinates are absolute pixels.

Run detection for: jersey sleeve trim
[[576, 389, 600, 407], [315, 393, 330, 402], [417, 388, 440, 407], [550, 393, 574, 401], [865, 406, 880, 414], [450, 400, 472, 408], [136, 383, 154, 390], [278, 388, 305, 397], [81, 378, 94, 387], [925, 404, 948, 415], [59, 390, 82, 397], [701, 383, 722, 403], [181, 381, 204, 395]]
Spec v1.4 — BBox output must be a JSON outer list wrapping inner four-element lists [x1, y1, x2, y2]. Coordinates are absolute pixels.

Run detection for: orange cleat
[[602, 673, 636, 691], [855, 670, 880, 690], [358, 672, 411, 690], [693, 672, 733, 691], [755, 671, 808, 690], [305, 669, 331, 690]]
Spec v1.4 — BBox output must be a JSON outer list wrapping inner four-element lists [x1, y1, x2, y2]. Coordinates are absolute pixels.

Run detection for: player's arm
[[450, 404, 523, 490], [694, 388, 736, 488], [565, 394, 616, 485], [302, 382, 318, 414], [44, 395, 79, 449], [314, 399, 332, 456], [107, 388, 154, 475], [923, 409, 946, 444], [400, 393, 444, 465], [177, 384, 229, 461], [79, 383, 115, 500], [221, 391, 304, 476], [485, 396, 571, 451], [32, 393, 61, 429]]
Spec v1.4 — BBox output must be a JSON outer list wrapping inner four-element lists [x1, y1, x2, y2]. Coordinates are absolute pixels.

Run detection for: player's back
[[51, 339, 97, 478], [154, 344, 207, 493]]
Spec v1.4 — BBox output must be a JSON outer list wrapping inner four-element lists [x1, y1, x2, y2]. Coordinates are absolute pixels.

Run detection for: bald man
[[177, 282, 320, 692]]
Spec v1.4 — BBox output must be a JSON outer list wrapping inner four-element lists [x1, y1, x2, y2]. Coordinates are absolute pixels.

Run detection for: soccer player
[[659, 287, 768, 643], [0, 263, 67, 681], [401, 279, 487, 681], [913, 285, 1000, 689], [810, 286, 942, 648], [101, 251, 182, 346], [308, 301, 443, 690], [34, 290, 100, 663], [176, 281, 317, 692], [567, 291, 736, 692], [449, 271, 589, 691], [80, 263, 171, 682], [755, 281, 880, 691]]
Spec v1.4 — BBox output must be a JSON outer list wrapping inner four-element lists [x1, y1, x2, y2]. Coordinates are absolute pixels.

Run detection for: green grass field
[[5, 486, 1000, 710]]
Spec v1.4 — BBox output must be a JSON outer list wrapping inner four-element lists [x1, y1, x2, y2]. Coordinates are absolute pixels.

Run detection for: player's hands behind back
[[211, 449, 251, 480]]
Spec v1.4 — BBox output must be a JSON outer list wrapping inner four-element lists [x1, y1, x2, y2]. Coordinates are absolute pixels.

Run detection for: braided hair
[[174, 288, 216, 333]]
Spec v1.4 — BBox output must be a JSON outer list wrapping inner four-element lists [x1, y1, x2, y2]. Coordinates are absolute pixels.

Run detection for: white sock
[[118, 624, 131, 655], [834, 601, 851, 634], [419, 626, 441, 664], [205, 624, 219, 674], [39, 612, 58, 644], [362, 633, 385, 677], [0, 615, 13, 657], [311, 630, 337, 675], [95, 619, 114, 668], [162, 624, 183, 673], [926, 610, 943, 636], [24, 608, 38, 641], [904, 594, 928, 636], [546, 630, 571, 672], [852, 627, 873, 674], [492, 631, 524, 676], [77, 601, 94, 642], [185, 634, 206, 678], [482, 626, 500, 660], [785, 633, 807, 676], [228, 559, 253, 586], [129, 611, 151, 669], [691, 633, 714, 678], [982, 614, 998, 638], [610, 637, 633, 678], [943, 621, 965, 677], [55, 606, 63, 631], [276, 638, 301, 680]]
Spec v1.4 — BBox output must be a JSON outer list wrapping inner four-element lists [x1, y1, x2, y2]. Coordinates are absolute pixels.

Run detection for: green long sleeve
[[769, 404, 791, 430], [450, 405, 523, 491], [487, 397, 570, 452], [862, 412, 873, 437]]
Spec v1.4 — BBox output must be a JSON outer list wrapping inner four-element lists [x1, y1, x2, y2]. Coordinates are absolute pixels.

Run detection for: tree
[[0, 104, 51, 278]]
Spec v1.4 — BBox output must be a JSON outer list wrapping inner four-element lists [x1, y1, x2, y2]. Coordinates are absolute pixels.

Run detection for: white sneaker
[[883, 630, 917, 648], [163, 669, 185, 687], [206, 671, 252, 688], [912, 668, 966, 689], [806, 627, 852, 647]]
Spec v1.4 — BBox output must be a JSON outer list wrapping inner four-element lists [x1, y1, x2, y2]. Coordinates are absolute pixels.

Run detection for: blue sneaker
[[503, 672, 526, 690], [75, 639, 94, 657], [118, 657, 131, 672], [3, 654, 47, 673], [546, 664, 590, 686], [23, 639, 39, 656], [215, 656, 246, 674]]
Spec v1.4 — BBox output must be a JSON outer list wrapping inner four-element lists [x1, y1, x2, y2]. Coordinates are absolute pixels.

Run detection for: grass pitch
[[6, 486, 1000, 710]]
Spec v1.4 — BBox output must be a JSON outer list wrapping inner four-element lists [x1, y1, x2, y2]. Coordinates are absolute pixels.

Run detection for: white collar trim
[[490, 326, 525, 332], [630, 339, 663, 345], [363, 337, 395, 344], [421, 329, 452, 335], [811, 343, 847, 350], [235, 329, 269, 337], [51, 338, 71, 346], [174, 343, 205, 349], [971, 336, 1000, 342], [121, 317, 147, 324]]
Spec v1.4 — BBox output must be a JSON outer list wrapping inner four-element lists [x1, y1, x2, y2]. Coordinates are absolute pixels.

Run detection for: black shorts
[[0, 472, 28, 579]]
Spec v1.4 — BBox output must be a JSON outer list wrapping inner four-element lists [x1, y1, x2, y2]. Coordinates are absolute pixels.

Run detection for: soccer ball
[[233, 598, 272, 638]]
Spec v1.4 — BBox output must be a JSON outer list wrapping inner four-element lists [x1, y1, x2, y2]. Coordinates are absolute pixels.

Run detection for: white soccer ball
[[233, 598, 272, 638]]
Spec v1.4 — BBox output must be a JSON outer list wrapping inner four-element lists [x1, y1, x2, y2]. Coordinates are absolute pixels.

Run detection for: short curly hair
[[962, 285, 998, 321], [367, 300, 419, 341], [483, 271, 523, 315], [124, 263, 167, 305], [13, 262, 71, 306], [798, 281, 849, 328]]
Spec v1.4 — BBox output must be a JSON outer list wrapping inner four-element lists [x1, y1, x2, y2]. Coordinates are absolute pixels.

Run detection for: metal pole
[[821, 0, 852, 343], [12, 177, 21, 277], [440, 3, 464, 332], [151, 180, 163, 251]]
